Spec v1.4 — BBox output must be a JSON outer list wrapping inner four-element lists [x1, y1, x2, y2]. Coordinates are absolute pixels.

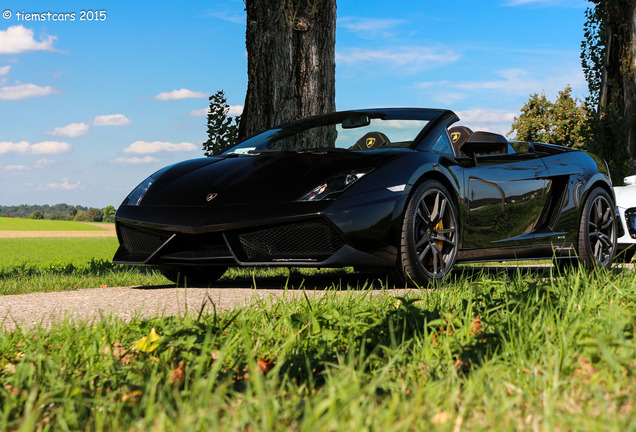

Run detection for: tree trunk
[[239, 0, 337, 140], [626, 5, 636, 172]]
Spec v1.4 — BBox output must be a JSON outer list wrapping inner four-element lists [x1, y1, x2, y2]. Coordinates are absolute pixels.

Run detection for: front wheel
[[159, 266, 228, 287], [394, 180, 459, 286], [576, 187, 617, 268]]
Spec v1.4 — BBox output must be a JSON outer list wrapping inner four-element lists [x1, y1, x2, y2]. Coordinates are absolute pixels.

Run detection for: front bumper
[[113, 188, 408, 268]]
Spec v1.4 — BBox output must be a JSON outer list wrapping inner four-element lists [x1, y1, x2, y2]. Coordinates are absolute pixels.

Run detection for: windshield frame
[[219, 108, 452, 156]]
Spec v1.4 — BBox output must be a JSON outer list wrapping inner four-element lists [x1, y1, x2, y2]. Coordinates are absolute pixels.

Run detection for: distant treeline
[[0, 204, 116, 223]]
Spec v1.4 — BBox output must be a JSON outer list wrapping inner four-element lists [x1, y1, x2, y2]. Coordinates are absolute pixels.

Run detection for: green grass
[[0, 237, 167, 294], [0, 217, 107, 231], [0, 267, 634, 430], [0, 238, 119, 267]]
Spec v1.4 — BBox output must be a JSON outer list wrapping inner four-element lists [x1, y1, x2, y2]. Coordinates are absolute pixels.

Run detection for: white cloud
[[92, 114, 133, 126], [0, 26, 57, 54], [0, 66, 10, 76], [336, 46, 460, 74], [503, 0, 586, 6], [415, 67, 586, 104], [154, 89, 208, 101], [455, 109, 517, 136], [34, 159, 56, 168], [110, 156, 160, 164], [187, 105, 243, 117], [2, 165, 30, 172], [123, 141, 197, 154], [338, 17, 406, 38], [0, 141, 71, 155], [41, 178, 81, 191], [205, 11, 245, 24], [45, 122, 90, 138], [0, 83, 59, 100]]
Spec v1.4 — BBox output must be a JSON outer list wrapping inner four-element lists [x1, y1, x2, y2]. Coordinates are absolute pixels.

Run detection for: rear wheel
[[576, 187, 617, 268], [394, 180, 458, 286], [159, 266, 228, 287]]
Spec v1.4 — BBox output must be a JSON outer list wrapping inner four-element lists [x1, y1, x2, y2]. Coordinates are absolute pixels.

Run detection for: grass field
[[0, 217, 108, 231], [0, 237, 634, 430], [0, 267, 634, 430]]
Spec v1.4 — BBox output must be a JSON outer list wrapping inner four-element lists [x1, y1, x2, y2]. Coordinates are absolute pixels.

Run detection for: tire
[[394, 179, 459, 286], [576, 187, 617, 268], [159, 266, 228, 287]]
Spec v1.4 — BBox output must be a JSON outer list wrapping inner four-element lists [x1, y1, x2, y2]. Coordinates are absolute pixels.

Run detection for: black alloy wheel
[[397, 179, 458, 286], [577, 187, 617, 268]]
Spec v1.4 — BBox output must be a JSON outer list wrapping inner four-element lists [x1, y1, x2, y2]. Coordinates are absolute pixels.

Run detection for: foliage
[[28, 210, 44, 220], [580, 0, 635, 183], [0, 267, 634, 430], [509, 86, 588, 149], [0, 204, 116, 222], [103, 205, 116, 223], [202, 90, 241, 156]]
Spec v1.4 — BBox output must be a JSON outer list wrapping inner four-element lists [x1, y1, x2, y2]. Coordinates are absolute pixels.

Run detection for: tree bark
[[239, 0, 337, 140], [626, 5, 636, 171]]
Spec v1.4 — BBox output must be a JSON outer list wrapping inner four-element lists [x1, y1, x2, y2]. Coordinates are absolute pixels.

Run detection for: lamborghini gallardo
[[114, 108, 617, 285]]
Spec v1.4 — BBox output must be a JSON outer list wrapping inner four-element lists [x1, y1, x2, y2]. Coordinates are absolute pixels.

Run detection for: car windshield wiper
[[247, 149, 297, 154], [296, 147, 350, 154], [247, 147, 350, 154]]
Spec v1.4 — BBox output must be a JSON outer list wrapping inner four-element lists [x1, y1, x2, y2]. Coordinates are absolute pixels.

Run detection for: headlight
[[298, 170, 369, 201], [124, 175, 155, 206]]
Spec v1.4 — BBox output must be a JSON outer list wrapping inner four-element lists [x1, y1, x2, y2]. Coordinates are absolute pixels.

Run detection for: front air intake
[[235, 220, 344, 262]]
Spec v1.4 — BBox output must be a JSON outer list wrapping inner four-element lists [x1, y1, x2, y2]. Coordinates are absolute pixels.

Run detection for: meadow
[[0, 225, 634, 430]]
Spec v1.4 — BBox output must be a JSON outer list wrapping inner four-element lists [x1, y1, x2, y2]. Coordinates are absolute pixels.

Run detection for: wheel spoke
[[418, 243, 431, 262], [419, 199, 432, 220], [600, 216, 614, 231], [594, 200, 603, 222], [433, 234, 455, 246], [415, 236, 428, 249]]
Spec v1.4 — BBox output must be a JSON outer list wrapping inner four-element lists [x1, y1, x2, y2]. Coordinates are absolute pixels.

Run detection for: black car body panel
[[114, 108, 615, 282]]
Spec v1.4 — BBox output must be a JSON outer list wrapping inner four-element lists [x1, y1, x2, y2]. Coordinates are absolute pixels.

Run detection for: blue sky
[[0, 0, 590, 208]]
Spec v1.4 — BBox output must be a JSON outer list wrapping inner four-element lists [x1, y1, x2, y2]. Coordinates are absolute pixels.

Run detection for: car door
[[459, 151, 550, 250]]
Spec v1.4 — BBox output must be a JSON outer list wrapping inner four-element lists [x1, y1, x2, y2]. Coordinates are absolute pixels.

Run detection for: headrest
[[350, 131, 390, 150], [463, 131, 508, 155], [448, 126, 473, 147]]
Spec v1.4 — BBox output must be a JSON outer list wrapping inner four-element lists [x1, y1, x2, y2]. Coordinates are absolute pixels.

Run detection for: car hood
[[140, 150, 408, 206], [614, 184, 636, 208]]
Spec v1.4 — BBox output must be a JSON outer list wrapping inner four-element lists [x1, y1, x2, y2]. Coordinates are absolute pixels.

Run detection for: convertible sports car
[[113, 108, 617, 286]]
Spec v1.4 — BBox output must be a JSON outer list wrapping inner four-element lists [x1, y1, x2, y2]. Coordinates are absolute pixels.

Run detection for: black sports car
[[113, 108, 617, 285]]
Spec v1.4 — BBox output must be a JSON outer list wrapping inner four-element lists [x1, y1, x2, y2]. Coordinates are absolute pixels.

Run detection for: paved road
[[0, 273, 417, 332]]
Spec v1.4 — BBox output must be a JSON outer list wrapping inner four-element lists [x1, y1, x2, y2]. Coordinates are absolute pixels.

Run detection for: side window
[[427, 132, 455, 157]]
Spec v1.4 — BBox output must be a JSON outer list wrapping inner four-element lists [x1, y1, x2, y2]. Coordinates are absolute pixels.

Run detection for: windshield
[[222, 116, 430, 155]]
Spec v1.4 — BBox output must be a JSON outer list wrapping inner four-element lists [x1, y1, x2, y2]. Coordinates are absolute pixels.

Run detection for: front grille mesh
[[119, 225, 168, 257], [238, 221, 344, 261]]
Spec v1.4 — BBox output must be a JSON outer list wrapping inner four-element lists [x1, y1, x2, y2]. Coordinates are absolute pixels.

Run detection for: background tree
[[509, 86, 588, 148], [103, 205, 116, 223], [239, 0, 337, 140], [202, 90, 241, 156], [581, 0, 636, 181], [28, 210, 44, 220]]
